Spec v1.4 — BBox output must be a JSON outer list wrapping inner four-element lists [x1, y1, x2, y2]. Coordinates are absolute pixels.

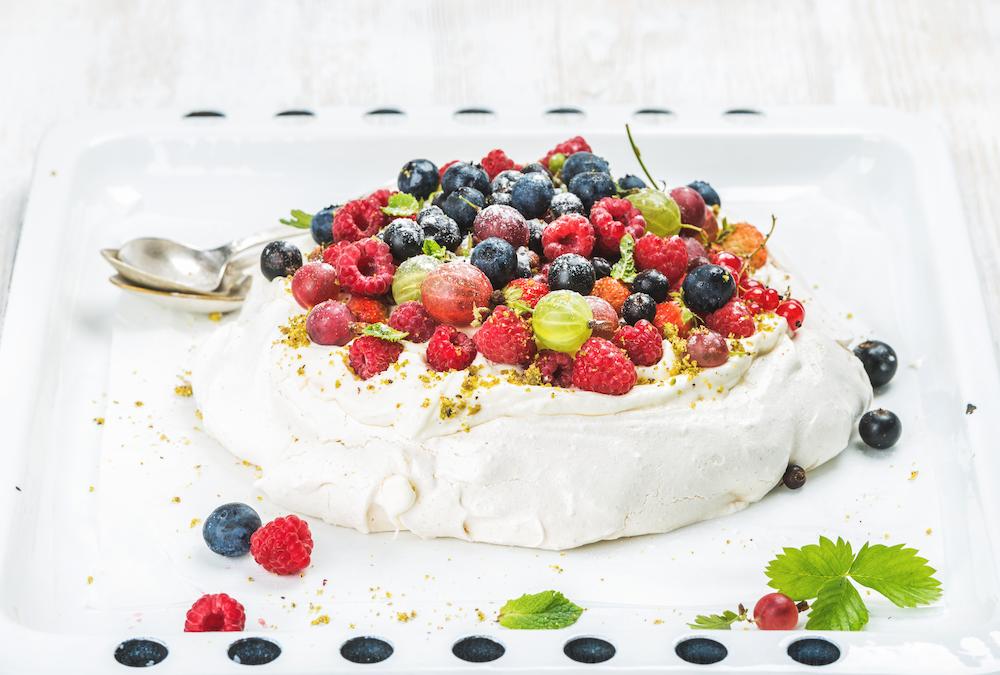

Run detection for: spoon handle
[[216, 227, 311, 259]]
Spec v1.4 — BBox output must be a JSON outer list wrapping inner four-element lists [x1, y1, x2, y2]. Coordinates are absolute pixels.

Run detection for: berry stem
[[796, 600, 810, 613], [739, 214, 777, 275], [624, 124, 663, 191]]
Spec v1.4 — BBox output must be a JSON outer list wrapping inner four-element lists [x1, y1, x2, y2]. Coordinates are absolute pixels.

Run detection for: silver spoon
[[115, 227, 307, 294]]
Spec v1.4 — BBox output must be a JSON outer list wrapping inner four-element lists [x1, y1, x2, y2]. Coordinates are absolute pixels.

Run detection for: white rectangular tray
[[2, 106, 999, 673]]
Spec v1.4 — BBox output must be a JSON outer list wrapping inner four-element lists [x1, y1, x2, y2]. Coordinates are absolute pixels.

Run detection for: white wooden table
[[2, 0, 999, 346]]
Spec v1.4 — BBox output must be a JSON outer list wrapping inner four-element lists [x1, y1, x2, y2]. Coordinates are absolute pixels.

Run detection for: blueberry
[[487, 191, 513, 207], [618, 174, 647, 192], [470, 237, 517, 289], [622, 292, 656, 325], [441, 162, 491, 199], [260, 241, 302, 281], [527, 218, 545, 256], [311, 205, 336, 245], [568, 171, 616, 212], [516, 247, 534, 278], [491, 169, 522, 194], [550, 192, 585, 218], [420, 212, 462, 251], [681, 264, 736, 314], [859, 409, 902, 449], [591, 256, 611, 279], [382, 218, 424, 262], [688, 180, 720, 207], [417, 204, 445, 224], [853, 340, 897, 388], [510, 172, 555, 219], [561, 151, 611, 185], [632, 269, 669, 302], [203, 502, 261, 557], [441, 186, 485, 232], [547, 254, 595, 295], [397, 159, 439, 200], [520, 162, 550, 176]]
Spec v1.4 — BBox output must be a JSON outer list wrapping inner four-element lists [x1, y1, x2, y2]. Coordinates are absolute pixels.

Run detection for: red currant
[[740, 277, 763, 293], [712, 251, 742, 275], [291, 262, 339, 309], [776, 299, 806, 332], [761, 287, 781, 311], [743, 286, 766, 309], [753, 592, 799, 630]]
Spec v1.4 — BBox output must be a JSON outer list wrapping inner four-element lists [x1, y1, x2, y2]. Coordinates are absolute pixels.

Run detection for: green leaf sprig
[[360, 323, 408, 342], [689, 605, 749, 630], [382, 193, 421, 218], [498, 590, 583, 630], [609, 234, 637, 283], [280, 209, 314, 229], [422, 238, 450, 261]]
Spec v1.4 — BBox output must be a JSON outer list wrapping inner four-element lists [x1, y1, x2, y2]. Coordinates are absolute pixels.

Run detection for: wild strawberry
[[504, 277, 549, 310], [591, 277, 630, 314], [705, 299, 756, 338], [612, 319, 663, 366], [634, 234, 688, 285], [717, 221, 767, 269], [473, 306, 536, 366], [346, 296, 387, 324], [425, 325, 477, 371], [571, 337, 636, 395], [653, 301, 692, 337]]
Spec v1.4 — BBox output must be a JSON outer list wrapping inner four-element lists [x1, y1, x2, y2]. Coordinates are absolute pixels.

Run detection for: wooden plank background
[[2, 0, 998, 345]]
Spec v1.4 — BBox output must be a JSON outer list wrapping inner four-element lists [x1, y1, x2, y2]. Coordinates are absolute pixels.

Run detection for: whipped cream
[[193, 265, 872, 550]]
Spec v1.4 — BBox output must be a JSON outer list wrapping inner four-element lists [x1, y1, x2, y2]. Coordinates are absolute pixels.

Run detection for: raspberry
[[540, 136, 592, 168], [591, 277, 630, 314], [571, 337, 637, 395], [473, 306, 536, 366], [541, 214, 595, 261], [438, 160, 459, 180], [634, 234, 689, 285], [653, 301, 692, 337], [717, 221, 768, 269], [481, 149, 520, 179], [536, 350, 574, 387], [348, 335, 404, 380], [367, 189, 393, 209], [250, 514, 314, 575], [504, 277, 549, 310], [388, 301, 438, 343], [333, 198, 386, 242], [612, 319, 664, 367], [705, 299, 756, 338], [184, 593, 245, 632], [322, 240, 354, 271], [346, 296, 386, 324], [590, 198, 646, 257], [426, 325, 477, 371], [337, 238, 395, 296]]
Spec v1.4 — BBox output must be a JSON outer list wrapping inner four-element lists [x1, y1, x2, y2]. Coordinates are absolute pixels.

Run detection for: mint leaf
[[498, 590, 583, 630], [502, 286, 534, 316], [382, 193, 420, 218], [765, 536, 854, 600], [456, 233, 474, 257], [688, 608, 747, 630], [849, 543, 942, 608], [610, 234, 637, 283], [805, 577, 869, 631], [361, 323, 407, 342], [280, 209, 313, 229], [422, 238, 449, 261]]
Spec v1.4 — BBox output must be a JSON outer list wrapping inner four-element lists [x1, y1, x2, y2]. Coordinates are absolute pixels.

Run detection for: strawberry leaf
[[280, 209, 313, 229]]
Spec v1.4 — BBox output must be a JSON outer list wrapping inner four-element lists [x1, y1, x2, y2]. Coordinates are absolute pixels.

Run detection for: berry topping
[[612, 319, 664, 366], [533, 290, 594, 354], [547, 253, 596, 295], [249, 515, 314, 576], [686, 331, 729, 367], [441, 162, 491, 198], [307, 300, 355, 346], [568, 171, 616, 212], [550, 192, 585, 218], [441, 186, 486, 232], [705, 299, 756, 338], [426, 325, 477, 372], [669, 186, 707, 227], [382, 218, 425, 263], [474, 305, 536, 366], [311, 205, 336, 245], [571, 337, 637, 395], [418, 208, 463, 251], [753, 593, 798, 630], [202, 503, 261, 558], [653, 301, 692, 338], [388, 301, 438, 343], [859, 409, 902, 449], [853, 340, 897, 388], [776, 298, 805, 332], [504, 277, 549, 309], [584, 295, 619, 339], [397, 159, 440, 200], [481, 149, 520, 179], [536, 350, 575, 387], [333, 197, 386, 242], [632, 268, 670, 303], [510, 172, 555, 220], [470, 237, 518, 291], [681, 264, 737, 315], [473, 204, 530, 248], [542, 214, 595, 260], [540, 136, 592, 169], [717, 221, 768, 269], [184, 593, 246, 632], [634, 234, 689, 285], [346, 296, 387, 324], [621, 292, 656, 325], [591, 256, 612, 279], [291, 262, 339, 309], [260, 241, 303, 281], [591, 276, 631, 314], [337, 238, 396, 297], [491, 169, 523, 194], [561, 151, 610, 185], [783, 464, 806, 489], [590, 197, 646, 257], [348, 334, 404, 380], [688, 180, 721, 208], [421, 261, 493, 326]]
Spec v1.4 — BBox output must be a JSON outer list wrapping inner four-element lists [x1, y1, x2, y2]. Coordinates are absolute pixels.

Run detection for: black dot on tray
[[341, 636, 394, 664], [675, 637, 728, 665], [787, 637, 841, 666], [452, 636, 505, 663], [114, 638, 168, 667], [227, 637, 281, 666], [564, 637, 616, 664]]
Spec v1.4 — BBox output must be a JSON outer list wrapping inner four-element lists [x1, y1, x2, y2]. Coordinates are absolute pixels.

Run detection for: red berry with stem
[[776, 299, 806, 332], [306, 300, 354, 346], [753, 593, 799, 630], [762, 287, 781, 311], [712, 250, 742, 277], [291, 262, 339, 309], [421, 261, 493, 326]]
